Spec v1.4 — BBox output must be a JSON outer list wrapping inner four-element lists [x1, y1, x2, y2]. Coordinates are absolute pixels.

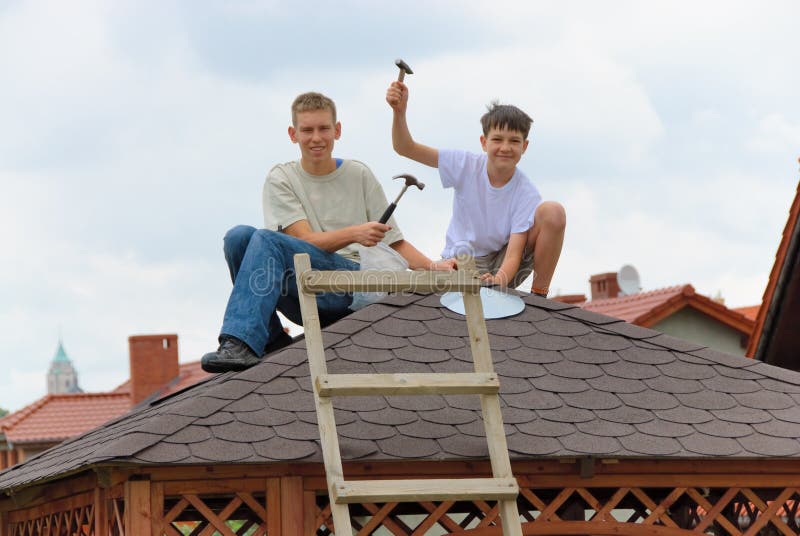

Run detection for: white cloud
[[747, 113, 800, 154], [1, 1, 799, 413]]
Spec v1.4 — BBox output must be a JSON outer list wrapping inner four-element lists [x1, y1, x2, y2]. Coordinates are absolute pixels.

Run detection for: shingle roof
[[2, 292, 800, 492], [580, 284, 754, 334]]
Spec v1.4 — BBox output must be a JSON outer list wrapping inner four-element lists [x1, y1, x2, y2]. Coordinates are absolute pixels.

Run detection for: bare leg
[[527, 201, 566, 295]]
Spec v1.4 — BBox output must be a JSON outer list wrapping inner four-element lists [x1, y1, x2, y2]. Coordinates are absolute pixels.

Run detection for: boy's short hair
[[480, 101, 533, 139], [291, 92, 337, 126]]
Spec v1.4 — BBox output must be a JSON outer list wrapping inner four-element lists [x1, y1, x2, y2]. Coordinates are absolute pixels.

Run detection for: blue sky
[[1, 1, 798, 412]]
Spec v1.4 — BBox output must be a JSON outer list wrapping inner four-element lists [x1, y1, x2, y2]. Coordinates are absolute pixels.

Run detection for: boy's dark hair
[[480, 101, 533, 139], [291, 92, 337, 126]]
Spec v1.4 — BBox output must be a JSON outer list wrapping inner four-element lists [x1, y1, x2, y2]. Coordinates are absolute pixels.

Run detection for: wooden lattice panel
[[9, 504, 94, 536], [155, 492, 268, 536], [310, 485, 800, 535]]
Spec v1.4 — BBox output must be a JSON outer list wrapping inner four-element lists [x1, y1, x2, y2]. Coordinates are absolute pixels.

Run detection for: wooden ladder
[[294, 253, 523, 536]]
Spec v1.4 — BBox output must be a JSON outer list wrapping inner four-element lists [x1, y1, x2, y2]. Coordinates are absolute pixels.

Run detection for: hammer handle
[[379, 203, 397, 224], [398, 70, 405, 82]]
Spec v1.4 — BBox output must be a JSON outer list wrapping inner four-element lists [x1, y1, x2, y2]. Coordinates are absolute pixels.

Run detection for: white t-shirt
[[263, 159, 403, 262], [438, 149, 541, 258]]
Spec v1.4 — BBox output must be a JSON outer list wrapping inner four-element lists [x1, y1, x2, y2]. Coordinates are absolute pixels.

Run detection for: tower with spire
[[47, 339, 82, 394]]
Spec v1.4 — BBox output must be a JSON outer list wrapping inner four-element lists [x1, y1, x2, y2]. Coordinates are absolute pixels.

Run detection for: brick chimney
[[589, 272, 621, 301], [128, 334, 179, 405]]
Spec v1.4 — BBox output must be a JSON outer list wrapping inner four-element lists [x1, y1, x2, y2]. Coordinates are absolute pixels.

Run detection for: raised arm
[[386, 81, 439, 168]]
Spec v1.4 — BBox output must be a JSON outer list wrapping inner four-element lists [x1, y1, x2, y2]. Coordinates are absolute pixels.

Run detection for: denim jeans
[[221, 225, 358, 354]]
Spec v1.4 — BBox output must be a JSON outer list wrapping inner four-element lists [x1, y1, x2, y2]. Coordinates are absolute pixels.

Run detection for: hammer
[[379, 174, 425, 224], [395, 58, 413, 82]]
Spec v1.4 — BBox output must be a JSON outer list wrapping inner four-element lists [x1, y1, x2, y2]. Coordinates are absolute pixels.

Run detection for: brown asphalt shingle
[[3, 291, 800, 493]]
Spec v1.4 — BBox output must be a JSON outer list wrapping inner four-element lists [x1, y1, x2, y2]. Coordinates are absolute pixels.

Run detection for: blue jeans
[[221, 225, 358, 354]]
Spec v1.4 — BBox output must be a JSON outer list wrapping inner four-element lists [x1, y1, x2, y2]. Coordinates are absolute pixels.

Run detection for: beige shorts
[[469, 244, 534, 289]]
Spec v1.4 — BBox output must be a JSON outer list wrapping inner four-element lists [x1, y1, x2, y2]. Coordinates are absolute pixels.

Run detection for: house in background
[[747, 178, 800, 370], [554, 271, 755, 356], [0, 334, 211, 469]]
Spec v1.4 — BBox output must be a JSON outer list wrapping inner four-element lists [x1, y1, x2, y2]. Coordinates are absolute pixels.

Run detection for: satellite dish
[[440, 287, 525, 319], [617, 264, 641, 296]]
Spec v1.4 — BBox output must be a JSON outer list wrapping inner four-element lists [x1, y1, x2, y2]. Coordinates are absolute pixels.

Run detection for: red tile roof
[[580, 285, 686, 323], [1, 361, 210, 445], [1, 393, 131, 444], [580, 284, 754, 335], [733, 305, 761, 321]]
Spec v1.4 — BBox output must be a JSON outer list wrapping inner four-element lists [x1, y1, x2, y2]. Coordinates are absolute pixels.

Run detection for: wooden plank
[[300, 269, 481, 293], [332, 478, 518, 504], [316, 372, 499, 396], [293, 253, 353, 535], [124, 480, 152, 536]]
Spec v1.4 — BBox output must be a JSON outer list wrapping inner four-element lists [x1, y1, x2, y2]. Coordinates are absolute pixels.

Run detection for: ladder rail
[[294, 253, 523, 536], [294, 254, 354, 534]]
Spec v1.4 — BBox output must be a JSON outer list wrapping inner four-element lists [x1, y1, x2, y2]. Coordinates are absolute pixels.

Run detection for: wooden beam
[[332, 478, 518, 504], [300, 269, 481, 293], [316, 372, 499, 396], [123, 479, 152, 536]]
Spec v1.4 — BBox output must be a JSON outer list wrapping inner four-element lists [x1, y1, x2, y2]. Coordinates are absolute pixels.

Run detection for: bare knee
[[535, 201, 566, 231]]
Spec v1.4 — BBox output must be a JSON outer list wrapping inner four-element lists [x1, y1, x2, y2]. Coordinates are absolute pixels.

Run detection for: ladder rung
[[300, 270, 481, 293], [316, 373, 499, 397], [332, 478, 519, 504]]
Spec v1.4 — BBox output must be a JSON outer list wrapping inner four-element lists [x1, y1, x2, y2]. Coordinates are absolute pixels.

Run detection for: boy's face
[[288, 109, 341, 165], [480, 126, 528, 173]]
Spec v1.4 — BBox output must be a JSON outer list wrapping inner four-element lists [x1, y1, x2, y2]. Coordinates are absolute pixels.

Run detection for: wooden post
[[93, 486, 108, 535], [267, 478, 281, 536], [280, 476, 304, 536], [150, 482, 164, 535], [124, 479, 152, 536], [0, 510, 7, 536]]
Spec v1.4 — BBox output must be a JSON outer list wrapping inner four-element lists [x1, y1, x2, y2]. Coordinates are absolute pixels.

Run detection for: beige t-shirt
[[263, 159, 404, 262]]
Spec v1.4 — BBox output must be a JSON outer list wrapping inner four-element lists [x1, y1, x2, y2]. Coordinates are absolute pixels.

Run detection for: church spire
[[47, 337, 82, 394]]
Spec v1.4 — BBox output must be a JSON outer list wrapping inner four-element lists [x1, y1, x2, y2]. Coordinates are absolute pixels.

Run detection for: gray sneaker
[[201, 337, 260, 373]]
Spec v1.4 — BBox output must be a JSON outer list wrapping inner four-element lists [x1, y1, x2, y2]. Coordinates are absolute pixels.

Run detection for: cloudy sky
[[1, 1, 798, 412]]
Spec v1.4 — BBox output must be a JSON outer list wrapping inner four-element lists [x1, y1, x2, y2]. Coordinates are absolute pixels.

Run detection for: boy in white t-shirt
[[386, 81, 566, 296]]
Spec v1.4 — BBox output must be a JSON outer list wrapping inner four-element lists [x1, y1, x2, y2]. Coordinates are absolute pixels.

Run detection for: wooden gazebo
[[1, 292, 800, 535]]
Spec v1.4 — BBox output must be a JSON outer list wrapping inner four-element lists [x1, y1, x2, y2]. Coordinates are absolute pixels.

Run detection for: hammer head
[[392, 173, 424, 190], [395, 58, 413, 82]]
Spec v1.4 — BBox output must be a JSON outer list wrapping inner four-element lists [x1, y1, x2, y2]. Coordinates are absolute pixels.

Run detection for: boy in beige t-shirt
[[201, 92, 455, 373]]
